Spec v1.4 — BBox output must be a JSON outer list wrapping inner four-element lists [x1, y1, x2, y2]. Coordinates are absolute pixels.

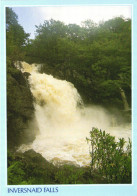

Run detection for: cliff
[[7, 61, 38, 149]]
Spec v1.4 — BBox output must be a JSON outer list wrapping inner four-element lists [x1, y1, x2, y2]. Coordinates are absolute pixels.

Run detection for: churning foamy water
[[17, 62, 131, 166]]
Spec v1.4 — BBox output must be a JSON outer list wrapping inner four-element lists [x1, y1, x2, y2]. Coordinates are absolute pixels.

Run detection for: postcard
[[0, 0, 137, 195]]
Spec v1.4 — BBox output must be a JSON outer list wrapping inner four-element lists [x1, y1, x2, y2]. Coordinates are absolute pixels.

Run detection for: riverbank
[[8, 149, 107, 185]]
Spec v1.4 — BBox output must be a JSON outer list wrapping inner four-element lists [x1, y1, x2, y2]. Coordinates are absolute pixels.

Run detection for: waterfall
[[17, 62, 131, 166], [119, 87, 129, 111]]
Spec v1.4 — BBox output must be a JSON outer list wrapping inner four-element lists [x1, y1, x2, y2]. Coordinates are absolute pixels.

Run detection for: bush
[[86, 127, 132, 183], [7, 150, 98, 184], [54, 165, 88, 184], [8, 161, 26, 184]]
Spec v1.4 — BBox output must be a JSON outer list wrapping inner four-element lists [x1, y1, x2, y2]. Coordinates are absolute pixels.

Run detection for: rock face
[[7, 62, 38, 149]]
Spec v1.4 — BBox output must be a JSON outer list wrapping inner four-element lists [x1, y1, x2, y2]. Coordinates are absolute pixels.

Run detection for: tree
[[87, 128, 132, 183], [6, 8, 30, 63], [24, 17, 131, 109]]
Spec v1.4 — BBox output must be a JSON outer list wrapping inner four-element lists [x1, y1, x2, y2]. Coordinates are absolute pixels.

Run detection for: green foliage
[[55, 165, 87, 184], [6, 13, 132, 184], [8, 137, 131, 185], [24, 17, 131, 109], [87, 127, 132, 183], [7, 149, 109, 185], [6, 8, 30, 63], [8, 150, 99, 185], [6, 8, 131, 109], [7, 60, 36, 149], [6, 7, 18, 28], [8, 127, 132, 185], [8, 162, 26, 185]]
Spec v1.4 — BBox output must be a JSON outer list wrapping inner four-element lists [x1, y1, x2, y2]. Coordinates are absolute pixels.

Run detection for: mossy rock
[[7, 62, 38, 149]]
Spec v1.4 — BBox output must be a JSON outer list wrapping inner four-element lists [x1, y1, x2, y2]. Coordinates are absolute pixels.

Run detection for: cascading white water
[[17, 62, 131, 166]]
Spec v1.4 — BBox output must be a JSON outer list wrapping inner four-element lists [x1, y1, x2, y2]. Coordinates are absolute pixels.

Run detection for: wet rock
[[23, 72, 31, 79], [7, 62, 38, 149]]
